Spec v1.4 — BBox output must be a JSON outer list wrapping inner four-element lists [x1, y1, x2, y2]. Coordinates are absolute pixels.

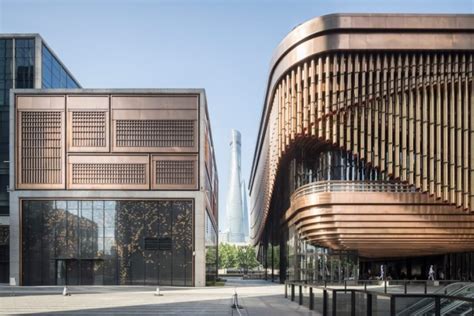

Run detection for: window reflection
[[15, 39, 34, 89], [205, 211, 217, 284], [22, 200, 193, 286], [290, 146, 383, 192], [41, 44, 80, 89]]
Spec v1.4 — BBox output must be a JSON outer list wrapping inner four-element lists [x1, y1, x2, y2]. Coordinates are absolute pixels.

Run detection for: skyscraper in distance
[[225, 129, 246, 243]]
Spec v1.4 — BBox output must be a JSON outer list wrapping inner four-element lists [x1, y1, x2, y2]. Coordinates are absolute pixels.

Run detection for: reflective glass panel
[[22, 200, 193, 285]]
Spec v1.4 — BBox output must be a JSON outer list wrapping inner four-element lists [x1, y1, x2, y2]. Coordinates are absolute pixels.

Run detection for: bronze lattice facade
[[249, 14, 474, 282], [9, 90, 218, 286], [15, 94, 200, 190]]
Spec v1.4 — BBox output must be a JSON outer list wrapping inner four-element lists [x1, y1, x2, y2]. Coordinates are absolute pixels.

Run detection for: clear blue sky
[[1, 0, 472, 230]]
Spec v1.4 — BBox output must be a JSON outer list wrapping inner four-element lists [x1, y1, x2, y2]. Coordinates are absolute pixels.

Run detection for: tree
[[218, 244, 261, 272], [236, 245, 260, 273], [218, 243, 237, 269]]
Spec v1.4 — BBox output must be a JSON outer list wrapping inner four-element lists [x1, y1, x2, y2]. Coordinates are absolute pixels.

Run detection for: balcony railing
[[292, 180, 417, 201]]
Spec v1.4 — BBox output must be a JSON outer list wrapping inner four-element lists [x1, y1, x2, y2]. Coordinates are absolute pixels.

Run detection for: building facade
[[249, 14, 474, 282], [0, 34, 80, 283], [9, 89, 218, 286], [241, 180, 249, 240]]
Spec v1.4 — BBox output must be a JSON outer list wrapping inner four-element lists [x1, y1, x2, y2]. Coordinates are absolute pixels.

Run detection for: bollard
[[154, 287, 163, 296], [231, 288, 241, 309], [62, 286, 71, 296]]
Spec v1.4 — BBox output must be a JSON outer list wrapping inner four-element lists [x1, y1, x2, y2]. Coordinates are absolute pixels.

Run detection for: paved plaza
[[0, 278, 319, 315]]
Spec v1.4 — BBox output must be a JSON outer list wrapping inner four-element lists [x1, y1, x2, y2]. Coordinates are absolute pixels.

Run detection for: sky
[[1, 0, 472, 231]]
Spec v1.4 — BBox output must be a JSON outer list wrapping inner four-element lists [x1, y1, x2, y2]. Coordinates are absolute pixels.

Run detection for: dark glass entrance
[[22, 200, 193, 286], [56, 259, 100, 285]]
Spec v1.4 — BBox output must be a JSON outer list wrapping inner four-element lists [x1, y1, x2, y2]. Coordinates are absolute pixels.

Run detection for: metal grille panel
[[115, 120, 195, 148], [72, 163, 147, 184], [156, 160, 195, 185], [71, 111, 106, 147], [20, 111, 62, 184]]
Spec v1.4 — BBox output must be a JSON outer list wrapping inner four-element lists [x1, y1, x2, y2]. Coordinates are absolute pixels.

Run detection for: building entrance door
[[56, 259, 96, 285]]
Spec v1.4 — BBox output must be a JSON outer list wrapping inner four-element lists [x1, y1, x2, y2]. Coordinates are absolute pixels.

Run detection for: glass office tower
[[0, 34, 80, 283]]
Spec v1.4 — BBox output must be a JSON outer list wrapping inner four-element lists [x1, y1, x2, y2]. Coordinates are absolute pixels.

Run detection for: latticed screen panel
[[20, 111, 63, 185], [152, 155, 197, 189], [115, 120, 195, 148], [72, 163, 147, 185], [71, 111, 107, 148], [156, 160, 195, 185]]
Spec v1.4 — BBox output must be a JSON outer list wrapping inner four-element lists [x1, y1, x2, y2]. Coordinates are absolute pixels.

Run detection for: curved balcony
[[284, 180, 474, 258], [291, 180, 416, 201]]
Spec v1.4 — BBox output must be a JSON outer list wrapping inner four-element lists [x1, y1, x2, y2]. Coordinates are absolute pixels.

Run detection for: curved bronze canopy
[[249, 14, 474, 255]]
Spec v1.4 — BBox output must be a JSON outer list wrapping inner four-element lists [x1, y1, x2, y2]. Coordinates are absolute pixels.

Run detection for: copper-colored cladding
[[111, 96, 198, 153], [15, 94, 199, 191], [204, 120, 218, 220], [67, 96, 110, 152], [16, 96, 66, 189], [284, 181, 474, 258], [151, 155, 198, 190], [68, 155, 150, 190], [249, 14, 474, 257]]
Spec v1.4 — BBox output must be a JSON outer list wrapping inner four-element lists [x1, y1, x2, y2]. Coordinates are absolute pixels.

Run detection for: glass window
[[15, 39, 34, 89], [205, 211, 217, 285], [22, 200, 193, 286], [0, 39, 13, 108], [41, 44, 80, 89], [0, 225, 9, 283]]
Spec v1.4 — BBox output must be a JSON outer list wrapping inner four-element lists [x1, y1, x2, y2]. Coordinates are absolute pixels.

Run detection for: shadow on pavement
[[0, 285, 200, 297]]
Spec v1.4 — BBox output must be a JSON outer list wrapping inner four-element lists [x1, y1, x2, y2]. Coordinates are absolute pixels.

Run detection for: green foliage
[[236, 245, 260, 273], [218, 243, 237, 269], [206, 246, 217, 265], [218, 244, 260, 272]]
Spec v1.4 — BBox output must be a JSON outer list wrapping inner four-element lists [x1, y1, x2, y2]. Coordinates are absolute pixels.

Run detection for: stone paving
[[0, 278, 319, 315]]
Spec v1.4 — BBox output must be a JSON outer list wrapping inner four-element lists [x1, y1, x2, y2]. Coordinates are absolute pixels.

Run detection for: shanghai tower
[[225, 130, 245, 243]]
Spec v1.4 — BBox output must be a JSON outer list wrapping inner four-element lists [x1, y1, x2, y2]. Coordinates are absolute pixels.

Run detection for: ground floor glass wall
[[286, 226, 358, 283], [205, 211, 217, 284], [22, 200, 193, 286], [360, 252, 474, 281], [0, 226, 8, 283]]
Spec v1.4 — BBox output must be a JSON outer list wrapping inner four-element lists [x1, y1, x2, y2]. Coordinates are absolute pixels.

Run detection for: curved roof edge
[[271, 13, 474, 71], [249, 13, 474, 191]]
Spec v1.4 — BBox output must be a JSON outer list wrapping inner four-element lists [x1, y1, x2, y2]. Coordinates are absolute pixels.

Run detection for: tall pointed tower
[[226, 130, 245, 243]]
